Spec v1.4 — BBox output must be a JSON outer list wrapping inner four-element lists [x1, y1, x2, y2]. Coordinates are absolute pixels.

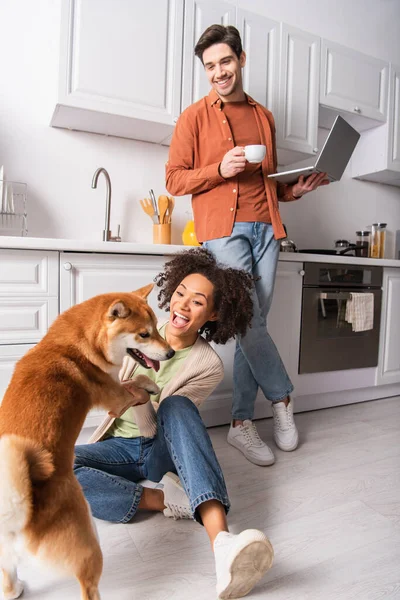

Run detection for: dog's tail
[[0, 434, 54, 535]]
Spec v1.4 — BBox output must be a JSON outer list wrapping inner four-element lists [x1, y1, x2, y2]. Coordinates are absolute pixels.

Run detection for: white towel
[[345, 292, 374, 332]]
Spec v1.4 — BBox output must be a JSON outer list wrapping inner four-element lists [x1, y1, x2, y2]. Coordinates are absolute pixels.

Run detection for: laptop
[[268, 115, 360, 185]]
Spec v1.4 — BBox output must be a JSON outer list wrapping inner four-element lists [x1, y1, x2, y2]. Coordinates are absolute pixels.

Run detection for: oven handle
[[319, 291, 353, 300]]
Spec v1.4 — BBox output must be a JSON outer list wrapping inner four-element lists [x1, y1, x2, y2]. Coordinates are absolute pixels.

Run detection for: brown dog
[[0, 284, 174, 600]]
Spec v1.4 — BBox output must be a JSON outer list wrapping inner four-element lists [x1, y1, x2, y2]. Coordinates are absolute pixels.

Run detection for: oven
[[299, 262, 383, 374]]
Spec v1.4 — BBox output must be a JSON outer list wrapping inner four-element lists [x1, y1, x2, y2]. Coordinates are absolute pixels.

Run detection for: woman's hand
[[292, 172, 330, 198], [219, 147, 246, 179], [121, 380, 150, 405]]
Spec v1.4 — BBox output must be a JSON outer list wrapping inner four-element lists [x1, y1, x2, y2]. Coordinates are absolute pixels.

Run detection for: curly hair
[[154, 248, 254, 345]]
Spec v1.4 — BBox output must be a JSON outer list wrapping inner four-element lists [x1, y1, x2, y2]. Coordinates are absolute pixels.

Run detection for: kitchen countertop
[[1, 236, 400, 268]]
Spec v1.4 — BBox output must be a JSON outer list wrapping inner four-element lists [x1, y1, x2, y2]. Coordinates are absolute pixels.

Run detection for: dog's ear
[[132, 283, 154, 301], [108, 301, 131, 319]]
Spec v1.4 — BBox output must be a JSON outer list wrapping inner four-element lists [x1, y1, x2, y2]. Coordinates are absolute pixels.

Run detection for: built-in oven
[[299, 262, 383, 374]]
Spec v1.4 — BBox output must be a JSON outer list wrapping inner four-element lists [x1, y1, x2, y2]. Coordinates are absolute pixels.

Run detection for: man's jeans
[[204, 222, 293, 420], [74, 396, 230, 524]]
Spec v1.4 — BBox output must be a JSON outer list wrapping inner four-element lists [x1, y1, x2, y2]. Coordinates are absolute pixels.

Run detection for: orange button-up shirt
[[166, 89, 298, 243]]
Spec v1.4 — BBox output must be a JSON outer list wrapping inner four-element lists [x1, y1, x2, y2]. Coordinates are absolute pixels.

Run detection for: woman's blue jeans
[[204, 222, 294, 419], [74, 396, 230, 524]]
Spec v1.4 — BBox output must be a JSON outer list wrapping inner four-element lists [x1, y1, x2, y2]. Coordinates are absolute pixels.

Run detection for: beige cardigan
[[88, 334, 224, 443]]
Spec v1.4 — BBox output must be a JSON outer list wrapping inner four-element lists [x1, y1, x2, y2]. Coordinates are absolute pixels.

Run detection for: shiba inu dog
[[0, 284, 173, 600]]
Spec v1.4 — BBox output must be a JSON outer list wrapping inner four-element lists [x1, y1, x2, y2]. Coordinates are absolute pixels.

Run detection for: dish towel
[[345, 292, 374, 332]]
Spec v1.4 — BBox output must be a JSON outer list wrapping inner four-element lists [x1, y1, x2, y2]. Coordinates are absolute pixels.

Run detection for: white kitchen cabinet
[[276, 24, 320, 158], [181, 0, 236, 111], [320, 40, 389, 130], [236, 10, 280, 115], [376, 268, 400, 385], [267, 261, 303, 388], [0, 249, 59, 402], [60, 252, 166, 317], [352, 64, 400, 187], [51, 0, 184, 144], [0, 344, 34, 404], [0, 250, 59, 345]]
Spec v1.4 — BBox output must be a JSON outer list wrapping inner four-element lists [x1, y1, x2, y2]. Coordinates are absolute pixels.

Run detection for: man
[[166, 24, 329, 466]]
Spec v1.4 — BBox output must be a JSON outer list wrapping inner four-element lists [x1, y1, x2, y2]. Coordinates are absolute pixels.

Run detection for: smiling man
[[166, 25, 329, 466]]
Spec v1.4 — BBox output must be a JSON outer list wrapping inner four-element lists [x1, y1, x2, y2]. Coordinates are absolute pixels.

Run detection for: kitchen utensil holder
[[153, 223, 171, 244], [0, 180, 28, 236]]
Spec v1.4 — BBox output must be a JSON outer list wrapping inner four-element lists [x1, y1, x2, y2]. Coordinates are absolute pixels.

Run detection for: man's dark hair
[[154, 248, 253, 345], [194, 24, 243, 63]]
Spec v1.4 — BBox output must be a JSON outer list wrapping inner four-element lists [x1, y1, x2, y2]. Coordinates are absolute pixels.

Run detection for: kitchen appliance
[[280, 239, 297, 252], [299, 241, 368, 257], [268, 115, 360, 185], [299, 262, 383, 374]]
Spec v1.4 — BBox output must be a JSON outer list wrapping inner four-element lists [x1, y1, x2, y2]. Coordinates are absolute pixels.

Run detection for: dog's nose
[[166, 349, 175, 359]]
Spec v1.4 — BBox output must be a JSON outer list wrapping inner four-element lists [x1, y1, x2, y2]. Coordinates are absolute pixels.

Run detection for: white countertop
[[1, 236, 400, 268]]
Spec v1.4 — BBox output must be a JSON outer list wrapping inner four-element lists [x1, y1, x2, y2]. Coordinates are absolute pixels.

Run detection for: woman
[[74, 248, 274, 599]]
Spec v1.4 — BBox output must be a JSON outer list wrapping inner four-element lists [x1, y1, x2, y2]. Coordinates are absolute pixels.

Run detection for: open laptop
[[268, 115, 360, 185]]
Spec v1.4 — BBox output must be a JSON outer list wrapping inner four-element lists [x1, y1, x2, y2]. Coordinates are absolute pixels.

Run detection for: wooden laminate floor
[[9, 397, 400, 599]]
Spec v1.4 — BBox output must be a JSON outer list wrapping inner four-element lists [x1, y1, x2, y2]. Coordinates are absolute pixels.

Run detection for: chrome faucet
[[91, 167, 121, 242]]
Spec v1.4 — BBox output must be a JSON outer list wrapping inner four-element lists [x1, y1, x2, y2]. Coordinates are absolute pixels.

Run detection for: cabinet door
[[237, 10, 280, 114], [277, 25, 320, 156], [267, 261, 303, 390], [377, 269, 400, 385], [57, 0, 184, 126], [0, 250, 58, 297], [0, 345, 33, 403], [60, 252, 166, 318], [388, 64, 400, 171], [320, 40, 389, 123], [181, 0, 236, 110]]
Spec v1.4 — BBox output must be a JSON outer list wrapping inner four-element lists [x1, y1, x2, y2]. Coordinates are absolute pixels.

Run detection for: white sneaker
[[227, 420, 275, 466], [214, 529, 274, 599], [271, 399, 299, 451], [155, 472, 193, 520]]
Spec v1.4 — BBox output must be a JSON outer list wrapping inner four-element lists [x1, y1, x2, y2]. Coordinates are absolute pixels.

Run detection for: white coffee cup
[[244, 144, 266, 163]]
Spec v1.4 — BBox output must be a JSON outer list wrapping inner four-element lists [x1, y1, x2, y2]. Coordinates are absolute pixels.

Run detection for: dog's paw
[[5, 579, 24, 600], [128, 374, 160, 395]]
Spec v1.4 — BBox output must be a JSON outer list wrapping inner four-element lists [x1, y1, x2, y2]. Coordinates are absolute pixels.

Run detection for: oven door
[[299, 287, 382, 374]]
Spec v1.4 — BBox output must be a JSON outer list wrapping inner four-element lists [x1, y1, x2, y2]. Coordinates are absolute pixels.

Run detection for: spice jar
[[355, 231, 370, 258], [370, 223, 387, 258]]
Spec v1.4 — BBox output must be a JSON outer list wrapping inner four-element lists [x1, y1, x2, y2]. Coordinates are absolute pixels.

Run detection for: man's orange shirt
[[166, 89, 299, 243]]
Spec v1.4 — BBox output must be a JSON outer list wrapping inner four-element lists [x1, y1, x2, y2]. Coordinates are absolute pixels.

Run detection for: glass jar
[[355, 230, 370, 258], [369, 223, 387, 258]]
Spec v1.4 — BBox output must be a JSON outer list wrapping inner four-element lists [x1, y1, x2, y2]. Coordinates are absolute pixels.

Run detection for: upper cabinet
[[319, 39, 389, 130], [352, 64, 400, 186], [276, 24, 320, 159], [236, 10, 280, 116], [50, 1, 396, 176], [181, 0, 236, 110], [51, 0, 184, 144]]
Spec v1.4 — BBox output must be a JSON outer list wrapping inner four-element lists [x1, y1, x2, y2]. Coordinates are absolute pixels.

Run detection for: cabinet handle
[[63, 262, 72, 271], [299, 269, 305, 276], [173, 117, 178, 124], [353, 106, 361, 113], [313, 148, 318, 153]]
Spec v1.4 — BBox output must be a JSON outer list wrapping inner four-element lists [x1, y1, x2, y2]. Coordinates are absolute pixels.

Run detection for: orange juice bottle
[[182, 215, 200, 246]]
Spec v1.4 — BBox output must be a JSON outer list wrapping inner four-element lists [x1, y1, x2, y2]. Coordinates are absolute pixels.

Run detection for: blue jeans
[[204, 222, 293, 419], [74, 396, 230, 524]]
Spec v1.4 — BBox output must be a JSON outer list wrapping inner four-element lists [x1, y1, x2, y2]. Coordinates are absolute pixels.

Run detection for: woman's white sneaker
[[227, 420, 275, 466], [214, 529, 274, 599], [156, 472, 193, 520], [271, 399, 299, 451]]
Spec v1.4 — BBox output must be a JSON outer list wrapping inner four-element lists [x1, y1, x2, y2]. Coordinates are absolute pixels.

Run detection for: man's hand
[[292, 172, 330, 198], [219, 146, 246, 179]]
